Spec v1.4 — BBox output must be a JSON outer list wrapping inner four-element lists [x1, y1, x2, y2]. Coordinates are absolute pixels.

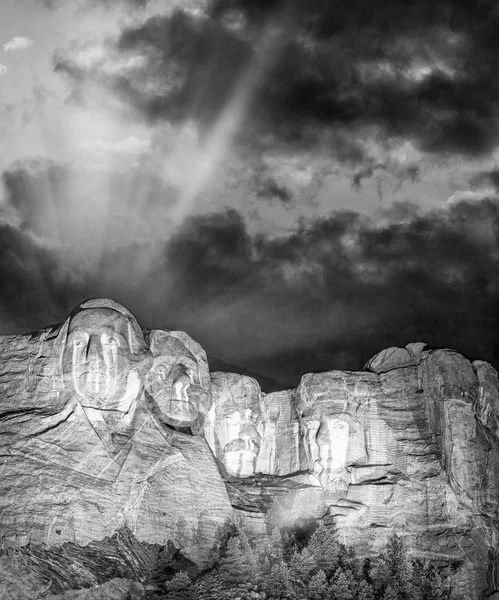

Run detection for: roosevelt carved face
[[222, 408, 262, 478], [62, 307, 142, 411], [206, 374, 263, 478]]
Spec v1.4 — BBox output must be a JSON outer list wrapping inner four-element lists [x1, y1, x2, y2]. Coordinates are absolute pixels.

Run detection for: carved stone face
[[316, 418, 350, 479], [206, 374, 262, 478], [145, 331, 211, 428], [62, 307, 141, 410], [299, 409, 350, 486], [147, 354, 207, 426], [222, 407, 262, 478]]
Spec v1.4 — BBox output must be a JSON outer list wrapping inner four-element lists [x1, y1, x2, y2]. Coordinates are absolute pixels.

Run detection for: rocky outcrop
[[209, 348, 499, 599], [363, 341, 427, 373], [44, 579, 146, 600], [0, 299, 232, 593], [1, 300, 499, 599]]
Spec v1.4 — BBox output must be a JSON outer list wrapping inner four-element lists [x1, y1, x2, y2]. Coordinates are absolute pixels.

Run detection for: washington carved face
[[62, 308, 141, 410]]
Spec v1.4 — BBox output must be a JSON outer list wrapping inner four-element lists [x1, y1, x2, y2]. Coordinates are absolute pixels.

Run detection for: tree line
[[161, 520, 452, 600]]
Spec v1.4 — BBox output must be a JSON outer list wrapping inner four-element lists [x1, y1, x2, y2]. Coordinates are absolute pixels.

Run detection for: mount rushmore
[[0, 298, 499, 599]]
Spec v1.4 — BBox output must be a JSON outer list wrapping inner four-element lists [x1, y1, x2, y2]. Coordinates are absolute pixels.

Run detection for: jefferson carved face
[[147, 355, 207, 426], [145, 331, 211, 428], [62, 307, 142, 410]]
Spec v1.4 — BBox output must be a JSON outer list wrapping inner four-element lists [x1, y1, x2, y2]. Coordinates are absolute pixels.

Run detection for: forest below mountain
[[158, 521, 453, 600]]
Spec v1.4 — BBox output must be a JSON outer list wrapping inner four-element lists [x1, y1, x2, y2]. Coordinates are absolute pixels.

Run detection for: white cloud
[[3, 36, 34, 52], [447, 188, 497, 204], [79, 136, 150, 155], [0, 64, 7, 75]]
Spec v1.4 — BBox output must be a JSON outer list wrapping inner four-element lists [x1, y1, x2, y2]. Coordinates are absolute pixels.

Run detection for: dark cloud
[[159, 197, 499, 384], [472, 169, 499, 191], [2, 159, 498, 387], [0, 223, 87, 331], [54, 1, 499, 162]]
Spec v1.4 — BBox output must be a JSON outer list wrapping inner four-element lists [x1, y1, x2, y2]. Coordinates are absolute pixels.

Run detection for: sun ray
[[167, 20, 287, 226]]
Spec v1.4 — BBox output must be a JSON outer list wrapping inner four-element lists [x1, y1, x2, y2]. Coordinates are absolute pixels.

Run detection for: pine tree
[[289, 545, 316, 585], [209, 519, 240, 565], [307, 521, 340, 576], [357, 580, 376, 600], [218, 533, 255, 586], [427, 567, 450, 600], [237, 529, 258, 574], [369, 553, 390, 596], [262, 556, 272, 576], [382, 585, 399, 600], [165, 571, 195, 600], [329, 567, 357, 600], [254, 533, 273, 566], [282, 529, 298, 561], [411, 560, 450, 600], [265, 560, 295, 599], [308, 569, 329, 600], [195, 571, 228, 600], [385, 534, 412, 597], [339, 543, 362, 577], [269, 526, 284, 564]]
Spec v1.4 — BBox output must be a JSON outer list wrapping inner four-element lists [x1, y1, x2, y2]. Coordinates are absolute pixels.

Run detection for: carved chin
[[74, 375, 125, 399], [153, 393, 199, 423], [159, 401, 199, 427], [224, 449, 257, 478]]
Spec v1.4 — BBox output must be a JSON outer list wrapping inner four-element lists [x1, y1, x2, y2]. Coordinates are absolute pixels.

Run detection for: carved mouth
[[74, 368, 123, 400], [224, 438, 260, 454], [224, 448, 258, 477]]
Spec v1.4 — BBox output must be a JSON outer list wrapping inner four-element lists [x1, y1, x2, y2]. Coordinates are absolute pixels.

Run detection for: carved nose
[[86, 335, 103, 361]]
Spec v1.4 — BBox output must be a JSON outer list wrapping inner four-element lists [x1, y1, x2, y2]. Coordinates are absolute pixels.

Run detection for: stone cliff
[[0, 299, 498, 599]]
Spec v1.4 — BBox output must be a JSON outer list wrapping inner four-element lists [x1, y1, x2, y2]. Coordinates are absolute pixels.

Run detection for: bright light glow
[[166, 23, 286, 225], [3, 36, 34, 52], [79, 136, 150, 156], [447, 189, 496, 204]]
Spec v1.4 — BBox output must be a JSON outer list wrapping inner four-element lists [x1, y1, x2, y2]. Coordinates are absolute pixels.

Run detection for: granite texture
[[1, 300, 499, 599]]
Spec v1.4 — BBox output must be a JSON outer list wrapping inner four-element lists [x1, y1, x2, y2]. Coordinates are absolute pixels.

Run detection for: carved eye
[[156, 365, 168, 380]]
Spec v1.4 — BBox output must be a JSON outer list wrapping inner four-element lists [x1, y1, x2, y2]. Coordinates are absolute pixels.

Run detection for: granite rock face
[[0, 299, 233, 593], [1, 300, 499, 599], [204, 373, 306, 478], [209, 348, 499, 599]]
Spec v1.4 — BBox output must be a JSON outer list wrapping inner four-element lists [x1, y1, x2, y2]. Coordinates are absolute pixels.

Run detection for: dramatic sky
[[1, 0, 499, 387]]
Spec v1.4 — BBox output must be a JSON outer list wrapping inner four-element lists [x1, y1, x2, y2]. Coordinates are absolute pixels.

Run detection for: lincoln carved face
[[61, 305, 145, 411]]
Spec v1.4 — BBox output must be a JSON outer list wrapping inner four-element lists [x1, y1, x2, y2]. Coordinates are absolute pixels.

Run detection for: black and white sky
[[1, 0, 499, 387]]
